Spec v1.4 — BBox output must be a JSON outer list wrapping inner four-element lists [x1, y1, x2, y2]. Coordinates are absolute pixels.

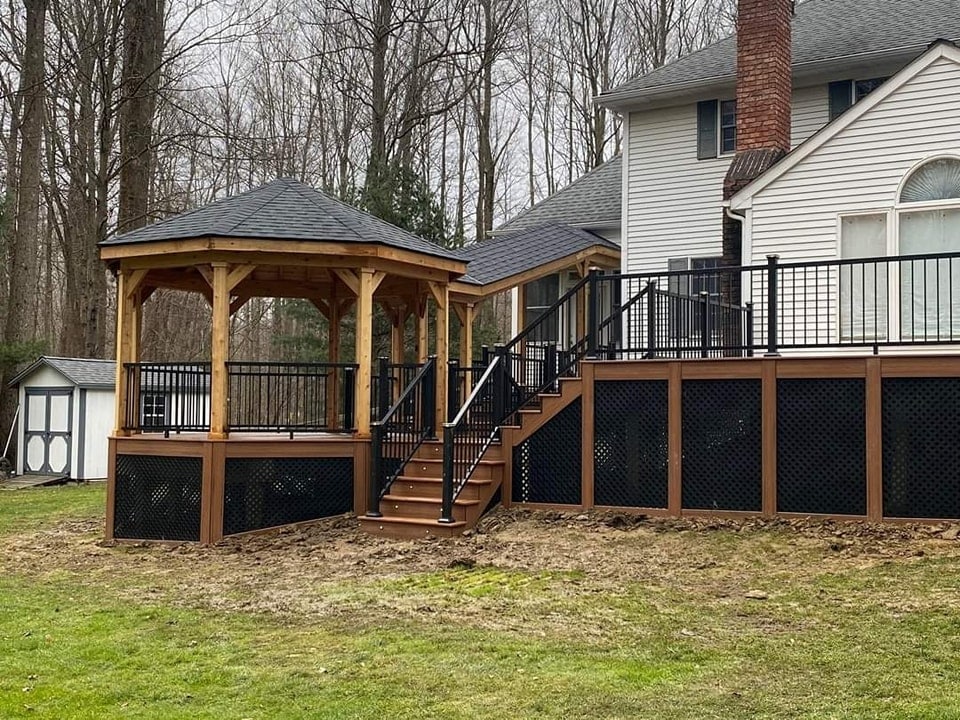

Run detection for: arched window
[[900, 157, 960, 203], [898, 157, 960, 340]]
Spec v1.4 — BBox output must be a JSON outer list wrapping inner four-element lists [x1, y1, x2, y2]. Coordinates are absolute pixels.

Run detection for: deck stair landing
[[359, 375, 583, 539]]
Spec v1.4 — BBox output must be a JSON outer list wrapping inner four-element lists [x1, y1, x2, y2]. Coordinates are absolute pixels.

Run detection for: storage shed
[[8, 357, 116, 481]]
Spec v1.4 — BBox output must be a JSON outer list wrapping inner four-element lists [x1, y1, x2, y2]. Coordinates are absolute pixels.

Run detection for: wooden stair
[[358, 375, 583, 540], [358, 440, 504, 539]]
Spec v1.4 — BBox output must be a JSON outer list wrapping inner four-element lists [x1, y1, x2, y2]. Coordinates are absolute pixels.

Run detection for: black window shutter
[[697, 100, 718, 160], [828, 80, 853, 121]]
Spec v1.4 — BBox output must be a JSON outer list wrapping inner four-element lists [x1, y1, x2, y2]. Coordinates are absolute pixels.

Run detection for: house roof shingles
[[456, 224, 618, 287], [100, 177, 462, 263], [498, 156, 622, 234], [602, 0, 960, 102], [8, 356, 116, 389]]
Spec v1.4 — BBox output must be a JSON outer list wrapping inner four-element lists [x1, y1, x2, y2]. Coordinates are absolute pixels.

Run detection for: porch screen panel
[[114, 454, 202, 541], [777, 379, 866, 516], [899, 209, 960, 341], [594, 381, 668, 508], [223, 457, 354, 535], [681, 379, 762, 512], [840, 214, 888, 343], [882, 378, 960, 520]]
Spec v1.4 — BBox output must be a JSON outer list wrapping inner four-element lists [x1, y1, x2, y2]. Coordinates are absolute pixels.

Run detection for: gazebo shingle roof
[[100, 177, 462, 262]]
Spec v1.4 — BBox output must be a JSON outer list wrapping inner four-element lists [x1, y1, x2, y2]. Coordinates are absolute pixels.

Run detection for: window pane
[[720, 100, 736, 153], [854, 77, 886, 101], [899, 209, 960, 340], [901, 158, 960, 203], [840, 214, 888, 342]]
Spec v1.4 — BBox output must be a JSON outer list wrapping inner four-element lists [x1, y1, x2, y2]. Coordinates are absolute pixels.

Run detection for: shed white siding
[[624, 84, 829, 275], [744, 56, 960, 346], [15, 367, 73, 477], [81, 389, 114, 479]]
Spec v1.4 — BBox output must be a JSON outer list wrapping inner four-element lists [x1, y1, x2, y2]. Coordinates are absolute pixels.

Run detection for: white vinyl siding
[[82, 390, 115, 480], [749, 57, 960, 265], [745, 55, 960, 347], [624, 84, 828, 276]]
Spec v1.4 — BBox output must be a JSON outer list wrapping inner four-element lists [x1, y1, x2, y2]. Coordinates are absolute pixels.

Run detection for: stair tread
[[407, 458, 504, 466], [359, 516, 467, 528], [382, 493, 479, 506]]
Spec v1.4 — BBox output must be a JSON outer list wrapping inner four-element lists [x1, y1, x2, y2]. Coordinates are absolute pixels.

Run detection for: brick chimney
[[722, 0, 793, 264]]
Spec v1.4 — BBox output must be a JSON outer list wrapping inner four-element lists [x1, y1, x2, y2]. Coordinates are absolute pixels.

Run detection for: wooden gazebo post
[[415, 295, 429, 364], [428, 282, 449, 431], [113, 267, 147, 436], [209, 262, 230, 440], [454, 302, 475, 366]]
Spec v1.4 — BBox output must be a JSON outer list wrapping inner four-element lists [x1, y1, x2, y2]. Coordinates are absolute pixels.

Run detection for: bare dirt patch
[[4, 508, 960, 634]]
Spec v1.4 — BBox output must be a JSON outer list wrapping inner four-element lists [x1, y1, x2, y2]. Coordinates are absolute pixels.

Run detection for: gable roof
[[8, 356, 116, 389], [729, 40, 960, 210], [455, 223, 619, 287], [99, 177, 462, 262], [497, 156, 622, 234], [600, 0, 960, 108]]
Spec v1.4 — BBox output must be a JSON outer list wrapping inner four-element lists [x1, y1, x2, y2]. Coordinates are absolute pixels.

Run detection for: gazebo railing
[[123, 362, 212, 435], [227, 362, 359, 434]]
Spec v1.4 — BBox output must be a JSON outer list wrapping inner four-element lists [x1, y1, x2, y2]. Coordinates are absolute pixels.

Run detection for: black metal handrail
[[227, 361, 358, 435], [440, 354, 503, 523], [368, 356, 437, 516], [123, 362, 212, 435]]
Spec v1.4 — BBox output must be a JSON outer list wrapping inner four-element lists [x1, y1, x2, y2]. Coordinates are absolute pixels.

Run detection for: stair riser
[[402, 461, 500, 480], [358, 519, 466, 539], [389, 479, 487, 500], [380, 499, 468, 522]]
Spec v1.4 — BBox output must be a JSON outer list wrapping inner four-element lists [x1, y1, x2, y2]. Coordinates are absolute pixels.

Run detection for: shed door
[[23, 388, 73, 475]]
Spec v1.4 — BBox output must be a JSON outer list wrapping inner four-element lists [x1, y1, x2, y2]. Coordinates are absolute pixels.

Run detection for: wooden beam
[[391, 304, 406, 366], [125, 268, 149, 298], [310, 298, 331, 319], [334, 269, 359, 296], [355, 268, 376, 436], [668, 362, 682, 516], [458, 302, 475, 366], [761, 360, 777, 518], [209, 263, 230, 439], [326, 298, 342, 428], [113, 272, 131, 436], [196, 264, 214, 288], [226, 264, 257, 292], [229, 295, 252, 316], [866, 357, 883, 521], [433, 283, 449, 432], [416, 296, 429, 364]]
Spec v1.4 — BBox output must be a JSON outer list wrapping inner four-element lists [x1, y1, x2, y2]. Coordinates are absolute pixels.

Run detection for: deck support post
[[326, 296, 342, 429], [209, 262, 230, 439], [457, 302, 475, 367]]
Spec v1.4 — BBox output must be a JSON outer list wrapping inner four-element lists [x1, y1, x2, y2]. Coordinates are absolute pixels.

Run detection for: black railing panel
[[368, 357, 437, 515], [227, 362, 358, 434], [124, 363, 211, 434]]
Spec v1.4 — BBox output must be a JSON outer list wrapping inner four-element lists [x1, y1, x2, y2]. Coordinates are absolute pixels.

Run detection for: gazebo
[[99, 178, 468, 543]]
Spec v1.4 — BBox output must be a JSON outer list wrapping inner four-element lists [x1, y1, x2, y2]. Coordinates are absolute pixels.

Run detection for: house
[[597, 0, 960, 282], [96, 0, 960, 544], [7, 357, 116, 481]]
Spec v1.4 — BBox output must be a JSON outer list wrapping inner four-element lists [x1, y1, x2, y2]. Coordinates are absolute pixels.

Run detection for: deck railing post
[[423, 356, 437, 439], [766, 255, 781, 357], [481, 344, 490, 368], [439, 426, 455, 523], [745, 302, 755, 358], [700, 291, 710, 358], [586, 268, 600, 358], [342, 366, 356, 430], [492, 347, 506, 425], [447, 359, 460, 424], [645, 280, 658, 359], [544, 342, 557, 392], [368, 422, 384, 517]]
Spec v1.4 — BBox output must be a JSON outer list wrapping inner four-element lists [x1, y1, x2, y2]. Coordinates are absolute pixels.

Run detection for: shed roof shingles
[[603, 0, 960, 99], [9, 356, 116, 388], [100, 178, 462, 262]]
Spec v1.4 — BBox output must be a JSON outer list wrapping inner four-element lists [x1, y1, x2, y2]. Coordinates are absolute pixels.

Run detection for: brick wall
[[735, 0, 793, 153]]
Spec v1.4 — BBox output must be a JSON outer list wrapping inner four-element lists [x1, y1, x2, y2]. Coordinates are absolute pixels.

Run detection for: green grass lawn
[[2, 485, 960, 719]]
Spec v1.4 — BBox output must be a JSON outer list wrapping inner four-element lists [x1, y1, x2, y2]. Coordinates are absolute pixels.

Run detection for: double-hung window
[[141, 393, 167, 429], [828, 77, 888, 121], [697, 100, 736, 159], [667, 257, 723, 339]]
